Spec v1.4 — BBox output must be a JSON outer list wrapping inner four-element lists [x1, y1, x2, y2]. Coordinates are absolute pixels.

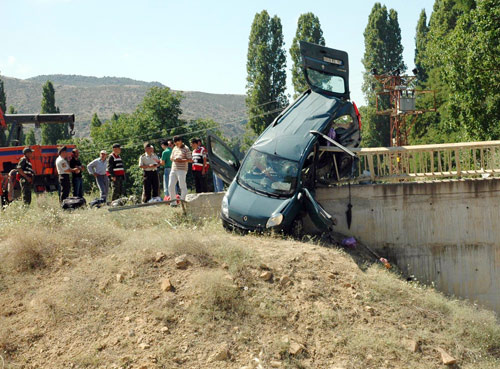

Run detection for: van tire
[[289, 217, 304, 239]]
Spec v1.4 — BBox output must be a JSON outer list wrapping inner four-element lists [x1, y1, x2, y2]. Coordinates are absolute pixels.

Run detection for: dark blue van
[[207, 41, 361, 235]]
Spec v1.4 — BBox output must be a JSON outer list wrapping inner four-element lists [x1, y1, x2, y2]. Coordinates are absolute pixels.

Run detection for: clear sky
[[2, 0, 435, 105]]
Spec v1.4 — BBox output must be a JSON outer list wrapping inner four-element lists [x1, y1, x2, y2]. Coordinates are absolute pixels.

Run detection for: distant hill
[[26, 74, 165, 88], [2, 74, 247, 138]]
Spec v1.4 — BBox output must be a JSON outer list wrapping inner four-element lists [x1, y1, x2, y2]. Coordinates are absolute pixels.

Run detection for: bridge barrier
[[320, 140, 500, 182]]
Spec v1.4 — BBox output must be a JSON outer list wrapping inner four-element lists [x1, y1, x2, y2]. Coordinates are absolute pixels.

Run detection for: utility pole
[[372, 69, 435, 146]]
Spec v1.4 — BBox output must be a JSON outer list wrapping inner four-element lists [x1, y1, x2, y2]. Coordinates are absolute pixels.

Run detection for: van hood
[[253, 91, 344, 161]]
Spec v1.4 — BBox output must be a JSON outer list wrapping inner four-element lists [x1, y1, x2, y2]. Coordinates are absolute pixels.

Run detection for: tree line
[[0, 0, 497, 195], [246, 0, 499, 146]]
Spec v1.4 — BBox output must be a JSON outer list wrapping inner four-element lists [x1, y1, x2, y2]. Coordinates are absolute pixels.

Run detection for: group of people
[[16, 135, 224, 206]]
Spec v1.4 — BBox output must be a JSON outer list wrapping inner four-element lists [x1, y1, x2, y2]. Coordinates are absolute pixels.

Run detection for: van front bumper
[[220, 212, 265, 233]]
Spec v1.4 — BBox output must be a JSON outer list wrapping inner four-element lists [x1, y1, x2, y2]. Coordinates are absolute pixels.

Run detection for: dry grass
[[191, 270, 245, 321], [0, 194, 498, 368]]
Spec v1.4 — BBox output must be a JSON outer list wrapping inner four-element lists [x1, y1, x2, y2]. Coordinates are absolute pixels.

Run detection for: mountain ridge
[[2, 74, 247, 137]]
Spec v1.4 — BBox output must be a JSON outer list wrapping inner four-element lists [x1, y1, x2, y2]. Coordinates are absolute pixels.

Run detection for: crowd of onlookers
[[16, 135, 224, 206]]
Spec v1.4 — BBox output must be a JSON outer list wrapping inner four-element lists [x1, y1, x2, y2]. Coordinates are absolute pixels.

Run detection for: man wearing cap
[[87, 150, 109, 202], [69, 148, 85, 198], [17, 147, 35, 205], [56, 146, 78, 202], [138, 143, 160, 203], [107, 143, 126, 200]]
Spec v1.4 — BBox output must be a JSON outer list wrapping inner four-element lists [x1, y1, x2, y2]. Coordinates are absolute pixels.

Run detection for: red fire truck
[[0, 107, 75, 203]]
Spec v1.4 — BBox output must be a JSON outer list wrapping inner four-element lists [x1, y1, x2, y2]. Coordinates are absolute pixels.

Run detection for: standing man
[[190, 138, 208, 193], [69, 148, 85, 198], [17, 147, 35, 205], [160, 139, 173, 198], [139, 143, 160, 203], [87, 150, 109, 202], [169, 136, 192, 204], [107, 143, 126, 200], [56, 146, 77, 202]]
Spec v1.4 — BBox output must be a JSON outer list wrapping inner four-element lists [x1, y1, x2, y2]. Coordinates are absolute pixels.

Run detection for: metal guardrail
[[320, 140, 500, 182]]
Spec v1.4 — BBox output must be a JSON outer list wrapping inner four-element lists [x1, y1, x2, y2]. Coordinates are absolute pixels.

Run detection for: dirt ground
[[0, 197, 499, 369]]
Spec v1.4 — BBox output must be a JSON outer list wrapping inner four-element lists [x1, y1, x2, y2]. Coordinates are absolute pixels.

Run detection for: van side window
[[212, 140, 237, 168]]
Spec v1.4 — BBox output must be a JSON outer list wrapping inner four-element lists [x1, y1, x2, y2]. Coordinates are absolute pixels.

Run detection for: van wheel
[[290, 218, 304, 239]]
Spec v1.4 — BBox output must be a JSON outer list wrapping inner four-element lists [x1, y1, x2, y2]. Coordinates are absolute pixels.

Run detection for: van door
[[303, 188, 335, 232], [300, 41, 349, 100], [206, 133, 240, 184]]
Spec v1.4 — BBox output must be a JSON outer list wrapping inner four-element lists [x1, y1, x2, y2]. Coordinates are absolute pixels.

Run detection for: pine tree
[[91, 113, 102, 128], [290, 13, 325, 96], [0, 78, 7, 146], [0, 77, 6, 113], [246, 10, 288, 135], [361, 3, 405, 147], [414, 10, 429, 84], [41, 81, 69, 144]]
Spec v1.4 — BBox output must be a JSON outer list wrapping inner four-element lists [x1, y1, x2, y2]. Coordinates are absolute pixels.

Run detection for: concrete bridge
[[186, 140, 500, 314]]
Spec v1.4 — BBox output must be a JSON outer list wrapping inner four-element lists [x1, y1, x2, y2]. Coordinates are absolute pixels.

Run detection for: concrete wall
[[185, 192, 226, 219], [314, 179, 500, 314]]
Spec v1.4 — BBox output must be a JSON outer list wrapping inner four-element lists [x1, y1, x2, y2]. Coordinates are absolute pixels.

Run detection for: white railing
[[320, 140, 500, 182]]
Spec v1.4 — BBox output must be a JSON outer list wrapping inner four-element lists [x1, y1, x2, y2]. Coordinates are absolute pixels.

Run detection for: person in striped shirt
[[107, 143, 126, 200], [190, 138, 208, 193], [168, 136, 192, 204]]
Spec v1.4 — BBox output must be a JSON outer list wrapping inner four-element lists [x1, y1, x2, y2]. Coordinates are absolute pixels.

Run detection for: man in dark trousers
[[17, 147, 35, 205], [138, 142, 160, 203], [55, 146, 77, 202], [69, 148, 85, 198], [190, 138, 208, 193], [107, 143, 126, 200]]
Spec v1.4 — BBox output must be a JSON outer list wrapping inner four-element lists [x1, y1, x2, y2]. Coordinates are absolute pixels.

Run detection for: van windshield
[[238, 149, 299, 197]]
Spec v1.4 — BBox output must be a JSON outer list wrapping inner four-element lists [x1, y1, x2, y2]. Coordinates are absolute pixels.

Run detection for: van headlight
[[221, 195, 229, 217], [266, 213, 283, 228]]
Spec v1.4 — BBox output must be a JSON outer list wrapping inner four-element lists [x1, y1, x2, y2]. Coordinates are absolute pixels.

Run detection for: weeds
[[192, 270, 245, 321]]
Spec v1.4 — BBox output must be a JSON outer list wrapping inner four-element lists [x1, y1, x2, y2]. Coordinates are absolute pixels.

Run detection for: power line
[[74, 98, 283, 150], [74, 107, 284, 156]]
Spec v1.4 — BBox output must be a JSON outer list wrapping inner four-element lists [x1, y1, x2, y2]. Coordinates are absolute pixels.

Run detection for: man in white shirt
[[139, 143, 160, 203], [55, 146, 78, 202], [87, 150, 110, 202]]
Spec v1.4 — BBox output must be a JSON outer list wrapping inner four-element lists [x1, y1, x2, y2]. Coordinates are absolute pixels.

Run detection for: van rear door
[[300, 41, 349, 100], [206, 133, 240, 185]]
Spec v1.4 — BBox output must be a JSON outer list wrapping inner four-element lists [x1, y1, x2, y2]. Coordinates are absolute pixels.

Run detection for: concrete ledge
[[185, 192, 225, 219]]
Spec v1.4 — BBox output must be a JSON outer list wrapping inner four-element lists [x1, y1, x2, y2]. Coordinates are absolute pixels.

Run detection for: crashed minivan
[[207, 41, 361, 234]]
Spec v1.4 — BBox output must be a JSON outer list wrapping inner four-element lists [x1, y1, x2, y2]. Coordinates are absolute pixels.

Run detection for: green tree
[[290, 12, 325, 96], [414, 9, 429, 84], [441, 0, 500, 140], [0, 78, 7, 146], [25, 129, 36, 145], [91, 113, 102, 129], [41, 81, 69, 144], [246, 10, 288, 136], [409, 0, 477, 144], [361, 3, 406, 147], [0, 77, 6, 113], [89, 87, 221, 195]]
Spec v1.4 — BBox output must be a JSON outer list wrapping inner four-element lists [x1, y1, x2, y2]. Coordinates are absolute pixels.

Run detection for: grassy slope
[[0, 196, 499, 369]]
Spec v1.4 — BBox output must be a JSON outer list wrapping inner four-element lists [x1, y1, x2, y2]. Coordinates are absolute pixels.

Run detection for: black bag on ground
[[89, 198, 106, 208], [62, 197, 86, 210]]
